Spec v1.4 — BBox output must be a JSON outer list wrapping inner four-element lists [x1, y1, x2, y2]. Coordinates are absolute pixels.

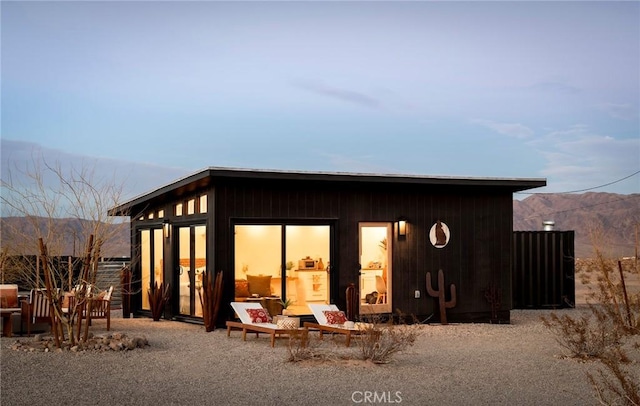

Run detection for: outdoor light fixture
[[398, 218, 407, 237], [163, 220, 170, 239]]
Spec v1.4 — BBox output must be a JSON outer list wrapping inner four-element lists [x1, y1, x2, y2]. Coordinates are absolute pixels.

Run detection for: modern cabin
[[108, 167, 546, 324]]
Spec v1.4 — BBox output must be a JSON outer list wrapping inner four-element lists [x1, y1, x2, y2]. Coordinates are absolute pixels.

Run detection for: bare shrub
[[587, 346, 640, 406], [286, 329, 347, 363], [543, 234, 639, 405], [356, 311, 421, 364], [286, 311, 421, 364], [541, 311, 622, 359]]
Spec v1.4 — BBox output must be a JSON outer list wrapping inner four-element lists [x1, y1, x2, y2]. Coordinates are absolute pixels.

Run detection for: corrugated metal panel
[[512, 231, 575, 308], [96, 259, 130, 309]]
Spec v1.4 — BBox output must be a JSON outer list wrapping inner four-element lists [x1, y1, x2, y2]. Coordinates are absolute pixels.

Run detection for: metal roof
[[109, 166, 546, 216]]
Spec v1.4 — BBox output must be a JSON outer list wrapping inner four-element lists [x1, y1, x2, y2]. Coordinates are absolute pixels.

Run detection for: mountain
[[513, 192, 640, 259], [1, 193, 637, 259], [0, 217, 129, 258]]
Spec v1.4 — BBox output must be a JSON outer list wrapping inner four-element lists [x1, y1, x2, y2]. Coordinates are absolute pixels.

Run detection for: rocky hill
[[513, 192, 639, 258], [0, 217, 129, 258]]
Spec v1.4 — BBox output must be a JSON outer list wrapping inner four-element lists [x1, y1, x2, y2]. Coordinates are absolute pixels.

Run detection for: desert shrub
[[544, 240, 639, 405], [541, 311, 622, 359], [286, 311, 421, 364], [587, 346, 640, 406], [356, 323, 419, 364], [356, 311, 421, 364], [286, 329, 329, 362]]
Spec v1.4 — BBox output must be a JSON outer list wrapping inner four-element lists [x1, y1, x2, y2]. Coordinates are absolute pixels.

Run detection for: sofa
[[235, 275, 274, 301]]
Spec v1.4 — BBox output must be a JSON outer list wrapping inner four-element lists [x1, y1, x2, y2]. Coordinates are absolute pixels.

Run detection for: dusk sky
[[2, 1, 639, 200]]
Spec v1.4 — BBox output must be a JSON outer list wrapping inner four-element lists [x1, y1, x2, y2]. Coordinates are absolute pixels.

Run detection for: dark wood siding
[[512, 231, 575, 309], [210, 177, 515, 323]]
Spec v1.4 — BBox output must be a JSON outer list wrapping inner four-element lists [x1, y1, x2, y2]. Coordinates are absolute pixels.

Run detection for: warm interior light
[[398, 219, 407, 237]]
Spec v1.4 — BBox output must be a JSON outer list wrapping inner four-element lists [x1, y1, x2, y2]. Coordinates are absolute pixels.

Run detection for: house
[[108, 167, 546, 324]]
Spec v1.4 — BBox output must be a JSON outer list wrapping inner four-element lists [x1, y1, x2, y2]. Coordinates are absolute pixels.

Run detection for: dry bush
[[541, 312, 622, 359], [355, 311, 421, 364], [286, 311, 421, 364], [588, 346, 640, 406], [543, 234, 639, 405], [286, 329, 352, 363], [356, 323, 420, 364]]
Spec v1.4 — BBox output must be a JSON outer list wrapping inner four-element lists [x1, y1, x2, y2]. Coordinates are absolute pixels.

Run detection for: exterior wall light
[[163, 220, 171, 239], [398, 218, 408, 237]]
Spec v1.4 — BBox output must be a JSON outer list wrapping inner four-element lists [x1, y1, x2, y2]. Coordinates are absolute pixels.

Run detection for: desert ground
[[1, 272, 638, 406]]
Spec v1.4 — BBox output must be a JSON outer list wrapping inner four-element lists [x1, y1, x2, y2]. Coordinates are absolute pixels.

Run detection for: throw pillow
[[235, 280, 250, 297], [323, 310, 347, 325], [246, 308, 272, 323], [247, 275, 272, 297]]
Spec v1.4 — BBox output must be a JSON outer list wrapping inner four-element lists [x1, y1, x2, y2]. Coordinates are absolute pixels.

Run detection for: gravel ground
[[0, 307, 609, 406]]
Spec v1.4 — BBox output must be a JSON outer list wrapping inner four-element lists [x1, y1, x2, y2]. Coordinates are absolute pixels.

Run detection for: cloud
[[527, 125, 640, 193], [472, 119, 534, 139], [598, 102, 638, 121], [292, 80, 381, 109]]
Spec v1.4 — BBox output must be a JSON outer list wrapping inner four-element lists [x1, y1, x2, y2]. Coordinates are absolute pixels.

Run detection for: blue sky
[[2, 1, 639, 200]]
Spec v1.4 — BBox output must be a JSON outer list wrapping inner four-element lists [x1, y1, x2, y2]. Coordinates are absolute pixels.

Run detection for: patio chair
[[304, 303, 370, 347], [21, 289, 57, 336], [83, 286, 113, 331], [226, 301, 308, 347]]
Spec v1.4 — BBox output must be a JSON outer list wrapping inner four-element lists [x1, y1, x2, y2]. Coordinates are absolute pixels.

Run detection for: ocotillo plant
[[426, 269, 457, 325]]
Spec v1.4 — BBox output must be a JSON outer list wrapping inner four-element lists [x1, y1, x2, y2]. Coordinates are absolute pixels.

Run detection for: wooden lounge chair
[[226, 302, 307, 347], [82, 286, 113, 331], [304, 303, 370, 347], [21, 289, 56, 336]]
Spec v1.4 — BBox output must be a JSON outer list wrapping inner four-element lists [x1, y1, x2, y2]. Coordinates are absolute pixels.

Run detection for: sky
[[2, 1, 639, 201]]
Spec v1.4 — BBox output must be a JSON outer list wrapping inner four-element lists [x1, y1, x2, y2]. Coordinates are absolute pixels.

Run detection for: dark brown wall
[[212, 177, 514, 323], [513, 231, 575, 309]]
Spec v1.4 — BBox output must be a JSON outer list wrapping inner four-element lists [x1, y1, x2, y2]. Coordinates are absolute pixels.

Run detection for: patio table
[[1, 308, 22, 337]]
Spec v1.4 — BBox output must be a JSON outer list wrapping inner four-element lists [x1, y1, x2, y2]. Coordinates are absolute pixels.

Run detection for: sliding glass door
[[234, 223, 331, 316]]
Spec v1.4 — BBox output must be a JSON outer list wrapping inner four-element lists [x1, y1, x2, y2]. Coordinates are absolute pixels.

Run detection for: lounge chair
[[226, 302, 307, 347], [20, 288, 57, 336], [304, 303, 369, 347], [83, 286, 113, 331]]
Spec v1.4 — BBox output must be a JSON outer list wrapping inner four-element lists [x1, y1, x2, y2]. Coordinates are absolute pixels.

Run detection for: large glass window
[[234, 224, 331, 316], [359, 223, 392, 314]]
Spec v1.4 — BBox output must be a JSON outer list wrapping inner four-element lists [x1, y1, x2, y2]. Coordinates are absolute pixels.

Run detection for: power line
[[516, 170, 640, 196]]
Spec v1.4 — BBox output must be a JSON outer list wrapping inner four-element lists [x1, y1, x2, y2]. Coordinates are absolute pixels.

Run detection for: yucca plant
[[148, 281, 170, 321]]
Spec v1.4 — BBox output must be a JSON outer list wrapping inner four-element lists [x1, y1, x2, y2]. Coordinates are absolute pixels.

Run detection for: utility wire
[[516, 170, 640, 196]]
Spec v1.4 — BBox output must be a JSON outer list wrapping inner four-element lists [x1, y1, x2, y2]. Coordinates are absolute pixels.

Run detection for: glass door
[[234, 223, 331, 316], [285, 225, 330, 315], [140, 228, 163, 311], [177, 225, 206, 317], [359, 223, 392, 314]]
